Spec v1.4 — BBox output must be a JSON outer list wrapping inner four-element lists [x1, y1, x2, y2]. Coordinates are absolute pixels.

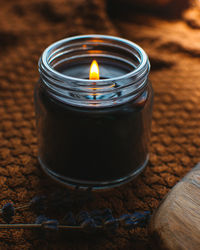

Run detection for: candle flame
[[89, 60, 99, 80]]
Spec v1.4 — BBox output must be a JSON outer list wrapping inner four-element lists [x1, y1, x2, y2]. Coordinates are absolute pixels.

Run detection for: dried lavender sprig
[[0, 198, 45, 223], [0, 212, 150, 231], [0, 219, 148, 231], [1, 203, 15, 223], [0, 197, 45, 214], [0, 204, 29, 213], [118, 211, 150, 223], [0, 190, 93, 216], [117, 211, 151, 229], [0, 223, 102, 230]]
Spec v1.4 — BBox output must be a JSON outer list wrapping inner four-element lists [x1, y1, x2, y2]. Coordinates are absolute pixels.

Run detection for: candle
[[35, 35, 153, 190]]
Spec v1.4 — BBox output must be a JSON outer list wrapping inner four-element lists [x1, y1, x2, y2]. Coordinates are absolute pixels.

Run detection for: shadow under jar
[[35, 34, 153, 190]]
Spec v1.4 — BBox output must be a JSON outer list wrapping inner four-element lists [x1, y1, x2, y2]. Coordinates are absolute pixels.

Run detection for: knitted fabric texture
[[0, 0, 200, 249]]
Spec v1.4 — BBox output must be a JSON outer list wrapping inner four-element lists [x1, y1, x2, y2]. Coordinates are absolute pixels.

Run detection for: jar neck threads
[[39, 35, 150, 108]]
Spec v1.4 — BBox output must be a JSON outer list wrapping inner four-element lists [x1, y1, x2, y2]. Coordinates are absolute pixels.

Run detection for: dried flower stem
[[0, 216, 147, 230], [15, 204, 30, 211], [0, 197, 151, 233], [0, 223, 102, 230]]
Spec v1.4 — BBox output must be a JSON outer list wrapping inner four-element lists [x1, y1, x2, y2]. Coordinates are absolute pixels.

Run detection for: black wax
[[35, 82, 153, 182], [55, 58, 133, 79]]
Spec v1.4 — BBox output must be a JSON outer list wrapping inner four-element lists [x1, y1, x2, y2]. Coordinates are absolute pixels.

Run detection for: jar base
[[38, 155, 149, 190]]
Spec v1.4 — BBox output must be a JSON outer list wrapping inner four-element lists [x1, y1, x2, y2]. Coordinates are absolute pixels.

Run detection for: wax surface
[[56, 59, 133, 79]]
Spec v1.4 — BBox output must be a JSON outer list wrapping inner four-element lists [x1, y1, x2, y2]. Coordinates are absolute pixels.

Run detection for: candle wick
[[93, 82, 96, 100]]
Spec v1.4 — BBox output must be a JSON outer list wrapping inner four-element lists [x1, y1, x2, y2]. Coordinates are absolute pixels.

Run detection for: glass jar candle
[[35, 34, 153, 190]]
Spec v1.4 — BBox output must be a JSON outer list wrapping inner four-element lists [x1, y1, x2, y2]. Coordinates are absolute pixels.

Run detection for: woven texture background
[[0, 0, 200, 249]]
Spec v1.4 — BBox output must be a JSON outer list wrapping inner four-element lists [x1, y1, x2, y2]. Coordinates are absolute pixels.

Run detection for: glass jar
[[35, 34, 153, 190]]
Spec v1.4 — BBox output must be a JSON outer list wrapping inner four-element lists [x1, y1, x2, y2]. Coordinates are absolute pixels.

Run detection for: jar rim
[[40, 34, 150, 84], [38, 34, 150, 108]]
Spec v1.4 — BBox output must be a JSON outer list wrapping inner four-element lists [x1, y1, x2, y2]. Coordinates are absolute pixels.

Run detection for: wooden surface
[[150, 162, 200, 250]]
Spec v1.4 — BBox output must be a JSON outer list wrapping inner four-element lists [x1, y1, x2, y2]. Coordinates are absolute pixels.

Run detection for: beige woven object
[[150, 162, 200, 250]]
